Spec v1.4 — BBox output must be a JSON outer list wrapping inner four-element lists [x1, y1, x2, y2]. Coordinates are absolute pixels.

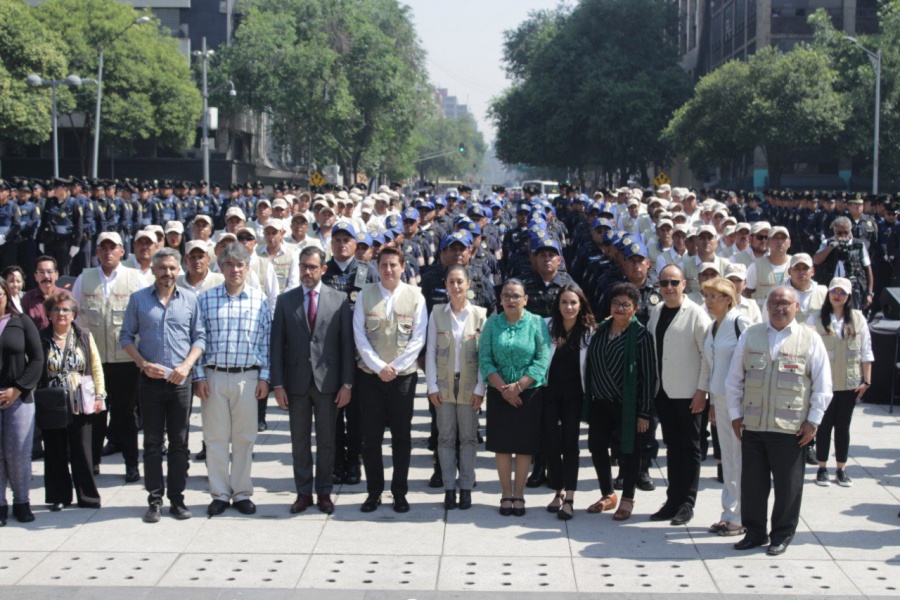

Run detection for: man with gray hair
[[120, 247, 206, 523], [813, 216, 874, 310], [194, 242, 271, 517]]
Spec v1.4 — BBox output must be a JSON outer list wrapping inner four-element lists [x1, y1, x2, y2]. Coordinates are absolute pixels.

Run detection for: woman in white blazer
[[702, 277, 750, 536], [647, 263, 711, 525], [542, 284, 595, 521]]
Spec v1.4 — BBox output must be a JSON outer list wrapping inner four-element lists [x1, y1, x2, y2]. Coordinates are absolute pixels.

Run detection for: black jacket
[[0, 314, 44, 401]]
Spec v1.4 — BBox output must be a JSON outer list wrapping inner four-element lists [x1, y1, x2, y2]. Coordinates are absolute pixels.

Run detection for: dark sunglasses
[[755, 235, 768, 241], [236, 235, 255, 242], [659, 279, 683, 288]]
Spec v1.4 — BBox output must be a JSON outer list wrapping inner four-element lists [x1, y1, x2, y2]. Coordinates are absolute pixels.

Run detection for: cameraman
[[813, 217, 874, 310]]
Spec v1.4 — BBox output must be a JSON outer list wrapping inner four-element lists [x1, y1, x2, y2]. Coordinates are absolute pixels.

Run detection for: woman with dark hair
[[0, 279, 44, 525], [585, 282, 657, 521], [2, 267, 25, 313], [39, 292, 106, 511], [813, 277, 872, 488], [479, 278, 551, 517], [543, 284, 595, 520]]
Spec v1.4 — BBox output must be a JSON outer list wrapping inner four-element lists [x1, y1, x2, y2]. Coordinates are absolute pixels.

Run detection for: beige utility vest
[[741, 323, 814, 434], [796, 285, 827, 324], [682, 255, 728, 294], [814, 310, 866, 391], [432, 304, 487, 404], [751, 257, 789, 307], [250, 254, 268, 291], [80, 267, 144, 363], [259, 245, 295, 293], [358, 282, 420, 376]]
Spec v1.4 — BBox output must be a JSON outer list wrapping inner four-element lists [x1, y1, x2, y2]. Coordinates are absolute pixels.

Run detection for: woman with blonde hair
[[701, 277, 750, 536]]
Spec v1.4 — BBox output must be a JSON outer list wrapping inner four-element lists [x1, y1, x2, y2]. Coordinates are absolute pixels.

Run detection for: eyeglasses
[[35, 269, 57, 276], [767, 301, 794, 309], [611, 301, 634, 310], [702, 294, 726, 301], [50, 307, 73, 314], [658, 279, 683, 288], [829, 288, 849, 296], [501, 294, 524, 302], [236, 236, 255, 242], [754, 235, 768, 241]]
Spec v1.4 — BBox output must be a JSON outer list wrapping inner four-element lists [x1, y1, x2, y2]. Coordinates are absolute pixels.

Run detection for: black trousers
[[138, 374, 192, 505], [102, 362, 140, 468], [334, 384, 362, 466], [43, 414, 100, 506], [816, 390, 857, 464], [656, 393, 702, 508], [46, 240, 74, 276], [541, 377, 582, 491], [358, 369, 417, 496], [741, 430, 805, 544], [588, 399, 641, 499]]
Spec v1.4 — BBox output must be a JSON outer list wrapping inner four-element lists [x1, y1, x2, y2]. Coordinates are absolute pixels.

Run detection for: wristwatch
[[861, 381, 871, 386], [343, 383, 353, 390]]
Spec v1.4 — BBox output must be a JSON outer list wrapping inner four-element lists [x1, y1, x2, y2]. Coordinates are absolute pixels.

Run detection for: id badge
[[354, 263, 369, 289]]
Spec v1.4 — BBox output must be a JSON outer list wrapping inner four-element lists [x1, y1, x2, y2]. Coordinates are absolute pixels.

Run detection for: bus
[[522, 180, 560, 200]]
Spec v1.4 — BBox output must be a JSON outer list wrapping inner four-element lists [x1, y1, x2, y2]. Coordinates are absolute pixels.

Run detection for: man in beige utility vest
[[725, 286, 832, 556], [352, 246, 427, 514], [258, 219, 299, 294], [71, 232, 148, 483], [681, 224, 730, 294], [745, 225, 792, 310]]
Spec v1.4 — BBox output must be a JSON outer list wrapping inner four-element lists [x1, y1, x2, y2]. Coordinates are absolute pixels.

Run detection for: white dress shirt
[[353, 282, 427, 374], [725, 321, 833, 425], [301, 281, 323, 322], [425, 302, 486, 396]]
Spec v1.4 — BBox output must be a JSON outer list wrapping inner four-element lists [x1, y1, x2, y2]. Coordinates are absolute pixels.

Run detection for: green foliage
[[0, 0, 69, 145], [216, 0, 430, 182], [489, 0, 691, 184], [31, 0, 201, 164], [664, 45, 850, 187], [415, 108, 487, 182]]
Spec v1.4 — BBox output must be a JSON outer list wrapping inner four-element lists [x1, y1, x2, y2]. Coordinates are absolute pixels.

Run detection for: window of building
[[690, 0, 698, 50], [711, 12, 723, 66]]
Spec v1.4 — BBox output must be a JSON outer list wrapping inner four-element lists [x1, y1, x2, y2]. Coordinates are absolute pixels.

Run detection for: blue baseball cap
[[401, 208, 420, 222], [355, 230, 373, 246], [331, 222, 357, 237], [516, 203, 532, 214], [460, 220, 482, 236], [370, 231, 386, 246], [528, 221, 547, 235], [601, 230, 617, 244], [382, 228, 397, 241], [446, 190, 459, 199], [531, 236, 561, 255], [433, 195, 447, 207], [385, 215, 402, 230], [489, 199, 503, 210], [592, 217, 613, 230], [415, 200, 434, 212], [467, 205, 486, 219], [440, 230, 472, 250], [623, 240, 649, 260]]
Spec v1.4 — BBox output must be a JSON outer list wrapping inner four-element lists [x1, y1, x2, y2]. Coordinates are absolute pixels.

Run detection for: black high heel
[[512, 497, 526, 517], [557, 499, 574, 521], [499, 497, 513, 516]]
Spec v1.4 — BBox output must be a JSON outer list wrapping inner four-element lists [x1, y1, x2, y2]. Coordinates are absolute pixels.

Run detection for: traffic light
[[458, 143, 466, 154]]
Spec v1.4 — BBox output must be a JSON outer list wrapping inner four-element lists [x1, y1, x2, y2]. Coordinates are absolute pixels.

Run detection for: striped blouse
[[586, 323, 658, 419]]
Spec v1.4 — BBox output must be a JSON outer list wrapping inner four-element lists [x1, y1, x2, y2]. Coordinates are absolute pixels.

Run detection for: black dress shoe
[[767, 536, 793, 556], [733, 535, 769, 551], [360, 494, 382, 512], [716, 463, 724, 483], [12, 503, 34, 523], [649, 503, 679, 521], [93, 464, 100, 476], [170, 503, 192, 520], [143, 504, 161, 523], [344, 464, 361, 485], [499, 497, 513, 516], [670, 504, 694, 525], [332, 466, 346, 485], [49, 502, 65, 512], [458, 490, 472, 510], [428, 466, 443, 488], [511, 497, 526, 517], [636, 469, 656, 491], [393, 495, 410, 513], [444, 490, 458, 510], [125, 467, 141, 483], [233, 499, 256, 515], [101, 442, 121, 457], [207, 499, 229, 516], [526, 470, 546, 489], [257, 421, 267, 432], [195, 446, 207, 461], [613, 474, 624, 490]]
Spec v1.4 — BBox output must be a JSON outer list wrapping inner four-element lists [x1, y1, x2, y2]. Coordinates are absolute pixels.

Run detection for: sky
[[402, 0, 566, 145]]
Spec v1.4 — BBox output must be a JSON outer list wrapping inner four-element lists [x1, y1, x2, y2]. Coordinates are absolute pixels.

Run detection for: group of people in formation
[[0, 176, 879, 556]]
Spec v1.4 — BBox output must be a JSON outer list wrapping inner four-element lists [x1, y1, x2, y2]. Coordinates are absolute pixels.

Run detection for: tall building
[[434, 88, 472, 121]]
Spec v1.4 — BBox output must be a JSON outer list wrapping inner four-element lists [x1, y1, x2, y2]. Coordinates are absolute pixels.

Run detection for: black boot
[[12, 503, 34, 523], [444, 490, 458, 510], [526, 454, 546, 488], [613, 468, 624, 490], [637, 459, 656, 491], [429, 458, 443, 489]]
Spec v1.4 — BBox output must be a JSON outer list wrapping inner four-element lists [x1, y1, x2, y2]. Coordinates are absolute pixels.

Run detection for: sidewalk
[[1, 388, 897, 598]]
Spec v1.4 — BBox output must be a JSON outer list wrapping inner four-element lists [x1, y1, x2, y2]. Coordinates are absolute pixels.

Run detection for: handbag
[[34, 331, 74, 430]]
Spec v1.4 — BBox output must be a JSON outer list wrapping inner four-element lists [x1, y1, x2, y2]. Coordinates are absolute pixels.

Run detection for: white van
[[522, 180, 560, 200]]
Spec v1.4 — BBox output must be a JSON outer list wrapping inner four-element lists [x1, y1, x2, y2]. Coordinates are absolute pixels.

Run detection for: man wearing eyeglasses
[[725, 286, 832, 556], [731, 221, 770, 268]]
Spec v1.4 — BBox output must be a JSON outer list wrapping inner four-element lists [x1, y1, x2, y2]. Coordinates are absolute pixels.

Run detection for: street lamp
[[194, 37, 220, 183], [92, 15, 152, 179], [26, 74, 89, 178], [844, 36, 882, 194]]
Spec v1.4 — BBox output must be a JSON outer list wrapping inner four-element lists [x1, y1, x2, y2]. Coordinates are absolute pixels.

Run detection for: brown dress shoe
[[317, 494, 335, 514], [587, 493, 618, 514], [290, 494, 313, 514]]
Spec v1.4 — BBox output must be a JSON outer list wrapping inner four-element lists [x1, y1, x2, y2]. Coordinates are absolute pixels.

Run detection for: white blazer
[[703, 308, 751, 398], [648, 297, 712, 399], [544, 317, 591, 392]]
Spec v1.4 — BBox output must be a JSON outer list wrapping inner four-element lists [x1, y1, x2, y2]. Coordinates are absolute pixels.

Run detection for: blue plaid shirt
[[194, 284, 271, 382], [119, 285, 205, 369]]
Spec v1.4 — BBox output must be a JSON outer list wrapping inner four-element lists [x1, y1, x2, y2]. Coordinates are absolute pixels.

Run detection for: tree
[[489, 0, 691, 186], [31, 0, 201, 173], [0, 0, 69, 146], [664, 45, 851, 187], [414, 108, 487, 184]]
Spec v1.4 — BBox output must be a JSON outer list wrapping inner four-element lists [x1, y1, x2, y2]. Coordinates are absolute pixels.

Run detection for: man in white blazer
[[648, 263, 711, 526]]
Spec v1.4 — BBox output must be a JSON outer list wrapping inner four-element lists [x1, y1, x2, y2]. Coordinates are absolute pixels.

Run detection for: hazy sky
[[403, 0, 566, 144]]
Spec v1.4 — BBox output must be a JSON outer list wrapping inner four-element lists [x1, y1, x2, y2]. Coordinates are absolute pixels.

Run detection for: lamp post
[[92, 15, 151, 179], [26, 74, 90, 178], [844, 36, 882, 194]]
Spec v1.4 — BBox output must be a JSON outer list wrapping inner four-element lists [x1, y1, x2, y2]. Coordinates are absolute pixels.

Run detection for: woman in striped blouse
[[585, 282, 658, 521]]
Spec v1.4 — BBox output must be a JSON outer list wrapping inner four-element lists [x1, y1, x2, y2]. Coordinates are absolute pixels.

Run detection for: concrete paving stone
[[0, 518, 81, 552], [313, 517, 444, 556], [185, 518, 325, 554], [56, 506, 207, 553], [834, 560, 900, 596], [568, 518, 702, 559], [157, 553, 308, 588], [298, 554, 439, 590], [443, 508, 571, 557], [18, 552, 176, 587], [0, 551, 49, 585], [706, 557, 862, 595], [572, 556, 718, 594], [694, 524, 833, 561], [438, 555, 576, 592]]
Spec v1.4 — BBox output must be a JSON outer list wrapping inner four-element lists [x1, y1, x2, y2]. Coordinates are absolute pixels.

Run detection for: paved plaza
[[1, 385, 898, 599]]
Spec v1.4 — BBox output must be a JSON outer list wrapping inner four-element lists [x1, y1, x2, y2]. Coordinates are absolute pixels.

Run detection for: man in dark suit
[[271, 246, 354, 514]]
